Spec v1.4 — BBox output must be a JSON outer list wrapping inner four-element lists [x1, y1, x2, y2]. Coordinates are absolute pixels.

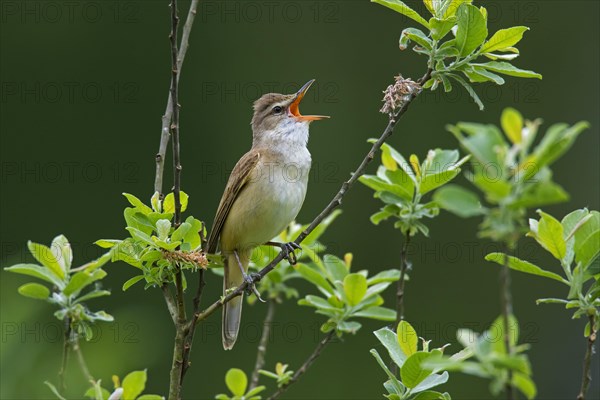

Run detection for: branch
[[73, 338, 94, 383], [162, 284, 178, 324], [577, 314, 597, 400], [195, 69, 433, 324], [500, 251, 515, 400], [391, 233, 411, 375], [58, 318, 71, 392], [154, 0, 199, 196], [250, 300, 277, 390], [266, 331, 336, 400]]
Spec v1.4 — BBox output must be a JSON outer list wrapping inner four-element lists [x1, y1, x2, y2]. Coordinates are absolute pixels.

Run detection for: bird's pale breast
[[220, 145, 311, 252]]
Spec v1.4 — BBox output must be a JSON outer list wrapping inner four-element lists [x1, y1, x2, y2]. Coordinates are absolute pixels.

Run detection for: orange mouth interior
[[289, 82, 329, 122]]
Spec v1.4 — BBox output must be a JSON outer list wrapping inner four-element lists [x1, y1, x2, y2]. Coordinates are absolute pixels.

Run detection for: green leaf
[[412, 372, 450, 394], [371, 0, 430, 29], [400, 27, 433, 50], [501, 107, 523, 144], [528, 210, 567, 261], [513, 372, 537, 400], [433, 184, 483, 217], [367, 269, 401, 285], [122, 275, 145, 291], [323, 254, 348, 282], [295, 263, 335, 296], [73, 290, 111, 304], [370, 349, 405, 395], [298, 295, 340, 313], [27, 241, 65, 280], [225, 368, 247, 397], [183, 216, 203, 250], [485, 253, 567, 284], [574, 211, 600, 269], [429, 16, 456, 40], [52, 235, 72, 273], [397, 320, 418, 357], [163, 191, 189, 213], [442, 0, 473, 18], [359, 175, 413, 201], [343, 273, 368, 306], [509, 180, 569, 209], [84, 385, 110, 400], [5, 263, 64, 289], [171, 222, 191, 243], [464, 66, 505, 85], [18, 282, 50, 300], [338, 320, 362, 334], [374, 327, 407, 367], [455, 4, 487, 57], [122, 193, 153, 214], [44, 381, 67, 400], [94, 239, 121, 249], [155, 219, 172, 242], [401, 352, 433, 388], [122, 370, 147, 400], [419, 150, 469, 195], [353, 306, 396, 321], [524, 121, 589, 172], [412, 391, 450, 400], [63, 269, 107, 297], [448, 74, 484, 110], [474, 61, 542, 79], [137, 395, 164, 400], [481, 26, 529, 53]]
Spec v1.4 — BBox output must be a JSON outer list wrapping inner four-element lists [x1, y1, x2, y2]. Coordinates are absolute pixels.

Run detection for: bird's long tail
[[222, 251, 249, 350]]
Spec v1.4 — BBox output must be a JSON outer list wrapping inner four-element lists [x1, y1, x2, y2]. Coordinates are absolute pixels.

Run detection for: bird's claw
[[243, 273, 266, 303], [281, 242, 301, 265]]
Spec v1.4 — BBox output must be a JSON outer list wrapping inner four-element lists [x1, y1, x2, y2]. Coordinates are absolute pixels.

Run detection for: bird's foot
[[243, 272, 265, 303], [266, 241, 301, 265]]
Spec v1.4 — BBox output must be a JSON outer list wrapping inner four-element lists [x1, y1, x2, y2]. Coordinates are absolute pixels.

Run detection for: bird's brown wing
[[207, 150, 261, 253]]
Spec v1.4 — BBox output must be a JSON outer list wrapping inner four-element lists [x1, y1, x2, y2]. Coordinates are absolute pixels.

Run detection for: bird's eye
[[272, 106, 283, 114]]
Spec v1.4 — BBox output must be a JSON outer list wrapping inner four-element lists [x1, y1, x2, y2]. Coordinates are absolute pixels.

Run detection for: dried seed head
[[380, 75, 422, 121]]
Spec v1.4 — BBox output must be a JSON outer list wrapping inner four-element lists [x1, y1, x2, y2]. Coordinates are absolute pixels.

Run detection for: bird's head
[[251, 79, 329, 147]]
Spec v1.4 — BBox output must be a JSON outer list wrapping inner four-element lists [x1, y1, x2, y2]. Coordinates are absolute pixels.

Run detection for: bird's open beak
[[289, 79, 330, 122]]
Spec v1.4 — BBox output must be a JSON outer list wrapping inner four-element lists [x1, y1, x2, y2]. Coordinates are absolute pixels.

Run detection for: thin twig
[[58, 318, 71, 392], [577, 314, 597, 400], [266, 331, 336, 400], [250, 300, 277, 390], [195, 69, 433, 324], [73, 338, 94, 383], [396, 234, 411, 325], [500, 251, 515, 400], [154, 0, 199, 196], [391, 233, 411, 375]]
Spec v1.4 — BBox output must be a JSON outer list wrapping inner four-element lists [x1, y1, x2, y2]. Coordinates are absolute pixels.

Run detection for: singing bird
[[207, 79, 328, 349]]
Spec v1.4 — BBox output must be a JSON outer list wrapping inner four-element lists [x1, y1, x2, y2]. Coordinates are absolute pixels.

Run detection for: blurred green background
[[1, 0, 599, 399]]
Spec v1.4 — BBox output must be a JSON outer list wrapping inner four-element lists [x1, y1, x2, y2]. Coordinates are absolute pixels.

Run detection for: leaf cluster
[[5, 235, 113, 340], [425, 316, 536, 399], [360, 142, 469, 236], [82, 370, 163, 400], [486, 209, 600, 334], [373, 0, 542, 110], [298, 253, 400, 336], [436, 108, 589, 245], [371, 321, 452, 400], [95, 192, 208, 292], [216, 368, 265, 400]]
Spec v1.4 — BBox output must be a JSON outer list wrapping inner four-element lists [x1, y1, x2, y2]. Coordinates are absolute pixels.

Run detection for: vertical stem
[[169, 268, 187, 400], [500, 251, 515, 400], [395, 234, 412, 325], [391, 234, 411, 375], [169, 0, 182, 226], [155, 0, 199, 196], [577, 314, 597, 400], [250, 301, 277, 390], [58, 318, 71, 392], [73, 338, 94, 383], [267, 331, 335, 400]]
